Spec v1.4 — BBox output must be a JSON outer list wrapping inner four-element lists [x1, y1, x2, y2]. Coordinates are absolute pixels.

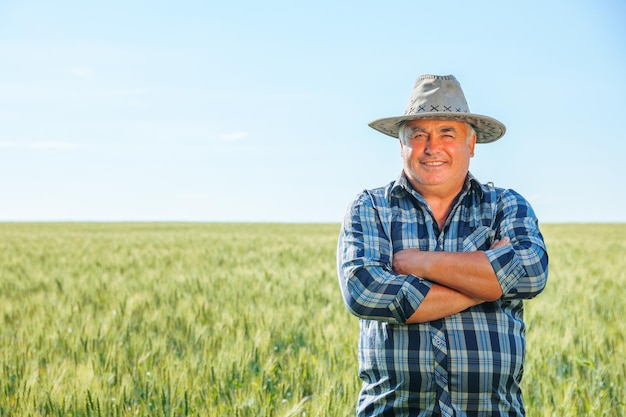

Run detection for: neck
[[423, 193, 456, 230], [408, 180, 466, 230]]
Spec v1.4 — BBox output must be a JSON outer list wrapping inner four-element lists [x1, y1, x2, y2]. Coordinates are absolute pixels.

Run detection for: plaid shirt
[[337, 172, 548, 417]]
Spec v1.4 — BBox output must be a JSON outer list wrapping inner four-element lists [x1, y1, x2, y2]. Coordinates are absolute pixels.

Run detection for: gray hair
[[466, 123, 476, 144]]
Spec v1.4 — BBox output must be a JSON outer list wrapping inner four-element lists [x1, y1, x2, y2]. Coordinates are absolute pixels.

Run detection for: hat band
[[405, 104, 469, 115]]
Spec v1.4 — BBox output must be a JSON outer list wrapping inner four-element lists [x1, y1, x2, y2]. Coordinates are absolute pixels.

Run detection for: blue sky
[[1, 0, 624, 222]]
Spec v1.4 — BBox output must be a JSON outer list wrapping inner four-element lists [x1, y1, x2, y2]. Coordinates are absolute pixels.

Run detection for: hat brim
[[368, 112, 506, 144]]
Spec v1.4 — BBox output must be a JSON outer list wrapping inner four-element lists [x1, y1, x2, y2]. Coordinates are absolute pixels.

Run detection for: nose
[[424, 137, 440, 154]]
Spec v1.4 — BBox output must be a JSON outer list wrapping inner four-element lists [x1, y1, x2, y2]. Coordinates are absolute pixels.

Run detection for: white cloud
[[219, 131, 249, 142]]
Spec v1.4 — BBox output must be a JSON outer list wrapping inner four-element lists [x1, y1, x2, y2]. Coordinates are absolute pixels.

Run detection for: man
[[337, 74, 549, 416]]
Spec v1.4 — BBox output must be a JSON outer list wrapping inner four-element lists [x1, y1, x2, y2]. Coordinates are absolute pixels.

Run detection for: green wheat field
[[0, 222, 624, 416]]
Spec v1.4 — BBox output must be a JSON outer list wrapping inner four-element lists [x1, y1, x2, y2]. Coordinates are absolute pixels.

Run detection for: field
[[0, 222, 624, 416]]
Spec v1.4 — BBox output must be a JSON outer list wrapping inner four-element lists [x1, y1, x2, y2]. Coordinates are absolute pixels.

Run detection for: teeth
[[424, 161, 444, 166]]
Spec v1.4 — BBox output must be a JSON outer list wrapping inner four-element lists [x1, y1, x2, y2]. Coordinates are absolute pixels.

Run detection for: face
[[399, 119, 476, 198]]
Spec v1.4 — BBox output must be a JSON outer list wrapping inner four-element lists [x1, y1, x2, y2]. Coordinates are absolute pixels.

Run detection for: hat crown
[[367, 73, 506, 143], [404, 74, 470, 116]]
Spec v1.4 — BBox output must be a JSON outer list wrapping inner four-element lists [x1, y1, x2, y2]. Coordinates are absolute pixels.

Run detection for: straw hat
[[368, 74, 506, 143]]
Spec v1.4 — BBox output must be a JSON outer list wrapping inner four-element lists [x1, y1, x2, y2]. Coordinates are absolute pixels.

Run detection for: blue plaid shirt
[[337, 172, 548, 417]]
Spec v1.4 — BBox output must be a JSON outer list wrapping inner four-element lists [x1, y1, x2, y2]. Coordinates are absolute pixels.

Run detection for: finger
[[490, 237, 510, 249]]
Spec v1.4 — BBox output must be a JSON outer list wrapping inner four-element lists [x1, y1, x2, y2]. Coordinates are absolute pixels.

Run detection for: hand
[[392, 248, 423, 276], [490, 237, 511, 249]]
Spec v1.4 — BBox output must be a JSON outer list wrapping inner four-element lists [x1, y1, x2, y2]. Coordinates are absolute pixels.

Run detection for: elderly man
[[337, 74, 549, 416]]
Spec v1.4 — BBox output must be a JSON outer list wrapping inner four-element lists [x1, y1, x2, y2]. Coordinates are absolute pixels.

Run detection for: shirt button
[[432, 335, 446, 350]]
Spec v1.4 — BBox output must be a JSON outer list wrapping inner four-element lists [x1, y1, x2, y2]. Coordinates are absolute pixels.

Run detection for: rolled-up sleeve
[[486, 189, 549, 299], [337, 192, 432, 323]]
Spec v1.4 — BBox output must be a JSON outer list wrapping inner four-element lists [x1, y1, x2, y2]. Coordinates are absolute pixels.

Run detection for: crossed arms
[[393, 238, 509, 323], [337, 189, 549, 324]]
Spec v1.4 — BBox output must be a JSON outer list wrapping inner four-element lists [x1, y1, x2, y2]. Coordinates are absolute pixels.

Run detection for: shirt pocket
[[462, 226, 495, 252]]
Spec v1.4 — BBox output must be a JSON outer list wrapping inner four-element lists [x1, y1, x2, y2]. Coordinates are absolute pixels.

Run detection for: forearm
[[394, 250, 503, 301], [406, 283, 482, 323]]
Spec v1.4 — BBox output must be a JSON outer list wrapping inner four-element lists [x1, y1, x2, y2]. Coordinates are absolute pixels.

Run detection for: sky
[[0, 0, 625, 223]]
